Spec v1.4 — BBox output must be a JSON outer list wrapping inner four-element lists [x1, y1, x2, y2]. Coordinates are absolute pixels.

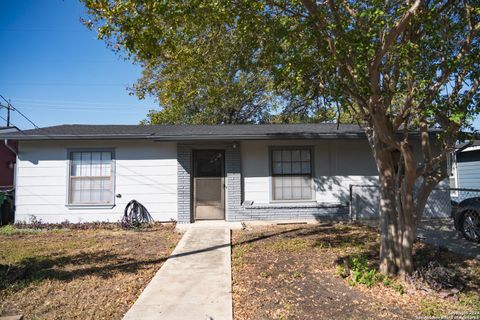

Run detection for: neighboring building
[[0, 126, 18, 189], [450, 140, 480, 198], [0, 126, 18, 225], [0, 124, 450, 224]]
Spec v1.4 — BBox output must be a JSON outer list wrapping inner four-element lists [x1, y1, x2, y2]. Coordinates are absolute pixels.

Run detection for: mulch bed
[[232, 223, 480, 320], [0, 223, 181, 320]]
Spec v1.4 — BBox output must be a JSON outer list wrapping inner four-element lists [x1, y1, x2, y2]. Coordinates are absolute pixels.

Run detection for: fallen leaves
[[232, 223, 480, 320], [0, 224, 181, 320]]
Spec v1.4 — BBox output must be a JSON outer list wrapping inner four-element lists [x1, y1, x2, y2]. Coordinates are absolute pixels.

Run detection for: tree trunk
[[376, 149, 415, 277], [378, 184, 415, 276]]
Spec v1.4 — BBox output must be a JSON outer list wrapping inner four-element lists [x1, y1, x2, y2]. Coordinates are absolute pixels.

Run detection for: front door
[[193, 150, 225, 220]]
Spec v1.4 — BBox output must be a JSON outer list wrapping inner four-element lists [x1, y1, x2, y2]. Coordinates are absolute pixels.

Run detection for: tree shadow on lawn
[[334, 236, 480, 295], [2, 227, 306, 291], [237, 222, 477, 289], [310, 230, 379, 250], [233, 223, 479, 315], [0, 251, 169, 290], [241, 223, 379, 251]]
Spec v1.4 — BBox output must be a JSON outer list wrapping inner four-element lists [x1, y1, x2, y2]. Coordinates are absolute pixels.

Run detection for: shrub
[[339, 254, 404, 293], [341, 254, 377, 288]]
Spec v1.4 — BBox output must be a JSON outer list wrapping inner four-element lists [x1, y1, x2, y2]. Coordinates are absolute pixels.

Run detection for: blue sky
[[0, 1, 478, 130], [0, 0, 156, 129]]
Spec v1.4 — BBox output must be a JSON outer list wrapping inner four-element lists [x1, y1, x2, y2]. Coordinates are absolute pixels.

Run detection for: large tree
[[82, 0, 480, 276]]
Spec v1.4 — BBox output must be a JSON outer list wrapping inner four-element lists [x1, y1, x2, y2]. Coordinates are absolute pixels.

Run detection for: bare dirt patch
[[232, 223, 480, 320], [0, 224, 181, 320]]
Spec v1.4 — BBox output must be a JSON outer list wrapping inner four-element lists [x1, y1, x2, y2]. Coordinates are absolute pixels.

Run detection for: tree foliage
[[82, 0, 480, 275], [81, 0, 351, 124]]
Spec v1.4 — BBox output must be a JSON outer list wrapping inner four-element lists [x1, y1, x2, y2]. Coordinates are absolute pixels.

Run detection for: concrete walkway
[[123, 227, 232, 320], [417, 219, 480, 259]]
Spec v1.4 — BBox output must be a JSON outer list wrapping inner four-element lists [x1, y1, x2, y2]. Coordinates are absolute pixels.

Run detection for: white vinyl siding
[[241, 140, 379, 205], [14, 140, 177, 223], [241, 139, 450, 219], [69, 151, 113, 205]]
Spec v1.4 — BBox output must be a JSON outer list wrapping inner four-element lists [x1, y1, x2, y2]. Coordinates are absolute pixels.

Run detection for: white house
[[0, 124, 450, 224]]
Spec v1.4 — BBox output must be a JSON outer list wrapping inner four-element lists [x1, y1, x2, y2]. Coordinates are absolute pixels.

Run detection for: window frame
[[449, 152, 459, 197], [269, 146, 315, 202], [66, 148, 116, 207]]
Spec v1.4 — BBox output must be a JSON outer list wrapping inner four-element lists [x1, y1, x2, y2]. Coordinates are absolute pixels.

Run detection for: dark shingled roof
[[0, 123, 370, 141], [0, 126, 20, 134], [1, 123, 438, 141], [456, 140, 480, 153]]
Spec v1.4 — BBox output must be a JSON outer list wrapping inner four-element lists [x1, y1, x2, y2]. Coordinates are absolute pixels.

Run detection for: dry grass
[[232, 222, 480, 320], [0, 224, 181, 320]]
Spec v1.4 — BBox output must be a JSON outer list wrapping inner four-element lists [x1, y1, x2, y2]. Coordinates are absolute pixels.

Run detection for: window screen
[[271, 149, 313, 200], [69, 151, 113, 204]]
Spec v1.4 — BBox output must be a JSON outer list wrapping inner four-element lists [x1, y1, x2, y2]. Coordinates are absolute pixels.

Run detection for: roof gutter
[[150, 133, 369, 141], [456, 140, 474, 153], [4, 139, 17, 156], [0, 131, 438, 141], [0, 134, 154, 141], [150, 132, 430, 142]]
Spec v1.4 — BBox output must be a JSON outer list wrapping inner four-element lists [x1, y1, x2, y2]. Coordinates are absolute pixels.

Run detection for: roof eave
[[1, 133, 367, 141], [0, 134, 153, 141], [0, 131, 434, 141], [150, 133, 368, 141]]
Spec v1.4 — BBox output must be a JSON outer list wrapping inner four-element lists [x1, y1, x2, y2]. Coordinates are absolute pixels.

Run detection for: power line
[[2, 103, 149, 113], [0, 28, 89, 33], [0, 114, 26, 135], [0, 94, 39, 129], [14, 97, 148, 107], [15, 102, 150, 110], [9, 107, 144, 114], [9, 98, 153, 113], [0, 102, 11, 126], [0, 114, 17, 129], [4, 83, 128, 87]]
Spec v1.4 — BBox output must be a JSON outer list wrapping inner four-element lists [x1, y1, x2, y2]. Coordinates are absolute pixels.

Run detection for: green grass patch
[[419, 299, 446, 317], [310, 233, 374, 251], [0, 233, 98, 265], [377, 274, 404, 294], [458, 292, 480, 312], [268, 238, 310, 252], [232, 243, 253, 268], [334, 224, 352, 231], [0, 225, 43, 236]]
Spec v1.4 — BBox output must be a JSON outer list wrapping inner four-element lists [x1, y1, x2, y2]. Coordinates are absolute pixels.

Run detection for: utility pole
[[6, 99, 11, 127], [0, 94, 38, 129]]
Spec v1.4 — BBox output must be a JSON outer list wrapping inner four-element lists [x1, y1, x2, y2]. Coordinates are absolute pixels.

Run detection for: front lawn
[[0, 223, 181, 319], [232, 223, 480, 320]]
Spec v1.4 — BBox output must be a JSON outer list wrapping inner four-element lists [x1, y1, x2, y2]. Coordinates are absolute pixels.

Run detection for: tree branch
[[370, 0, 422, 75], [420, 21, 480, 109]]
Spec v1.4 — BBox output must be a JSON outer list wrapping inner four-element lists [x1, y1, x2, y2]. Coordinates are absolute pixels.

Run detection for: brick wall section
[[177, 144, 192, 223], [231, 204, 348, 221], [225, 144, 242, 220], [223, 142, 349, 221], [177, 142, 349, 223]]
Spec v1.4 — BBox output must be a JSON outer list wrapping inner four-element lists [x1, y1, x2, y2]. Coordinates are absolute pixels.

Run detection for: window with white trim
[[69, 151, 113, 204], [271, 148, 313, 201]]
